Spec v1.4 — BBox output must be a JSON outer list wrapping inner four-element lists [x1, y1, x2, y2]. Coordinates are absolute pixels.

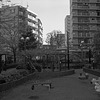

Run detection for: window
[[84, 38, 88, 43], [28, 15, 33, 19], [78, 18, 89, 23], [28, 21, 33, 26], [82, 33, 86, 37], [78, 39, 84, 44], [77, 0, 88, 2], [90, 4, 96, 7], [97, 25, 100, 30], [86, 33, 90, 37], [97, 11, 100, 16], [19, 11, 24, 16], [72, 11, 77, 15], [78, 25, 82, 29], [72, 3, 77, 7], [78, 32, 82, 37], [73, 25, 78, 29], [90, 32, 94, 37], [90, 11, 96, 15], [73, 32, 78, 37], [19, 18, 23, 23], [77, 3, 82, 6], [10, 8, 15, 13], [97, 18, 100, 22], [90, 25, 96, 29]]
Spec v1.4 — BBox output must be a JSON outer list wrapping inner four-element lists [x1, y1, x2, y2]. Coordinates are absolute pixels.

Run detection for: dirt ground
[[0, 69, 100, 100]]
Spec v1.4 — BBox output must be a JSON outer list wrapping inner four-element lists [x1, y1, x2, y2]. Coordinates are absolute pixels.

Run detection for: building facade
[[57, 34, 66, 48], [0, 5, 43, 48], [70, 0, 100, 50], [65, 15, 73, 48], [37, 18, 43, 47]]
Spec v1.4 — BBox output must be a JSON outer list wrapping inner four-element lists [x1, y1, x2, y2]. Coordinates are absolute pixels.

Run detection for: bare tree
[[0, 9, 21, 63], [93, 33, 100, 68], [45, 30, 63, 47]]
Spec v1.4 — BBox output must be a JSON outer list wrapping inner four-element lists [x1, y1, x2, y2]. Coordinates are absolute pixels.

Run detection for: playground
[[0, 69, 100, 100]]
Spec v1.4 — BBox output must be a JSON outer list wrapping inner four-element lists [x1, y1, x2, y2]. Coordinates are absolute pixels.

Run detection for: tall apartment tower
[[37, 18, 43, 47], [65, 15, 72, 48], [70, 0, 100, 49]]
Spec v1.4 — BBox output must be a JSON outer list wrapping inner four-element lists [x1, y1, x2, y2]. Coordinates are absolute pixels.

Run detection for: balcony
[[73, 27, 78, 30], [89, 20, 97, 24], [72, 0, 89, 3], [73, 20, 90, 24], [78, 14, 90, 17], [73, 35, 78, 39], [97, 20, 100, 24], [89, 14, 97, 17], [89, 27, 97, 31], [89, 6, 97, 10], [72, 6, 89, 10], [27, 18, 37, 24], [72, 13, 90, 17]]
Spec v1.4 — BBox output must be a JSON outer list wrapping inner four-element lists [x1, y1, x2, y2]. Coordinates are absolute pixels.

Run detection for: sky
[[3, 0, 70, 43]]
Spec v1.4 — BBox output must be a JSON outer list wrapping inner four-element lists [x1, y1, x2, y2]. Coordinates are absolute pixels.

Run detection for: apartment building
[[27, 9, 38, 34], [65, 15, 73, 48], [0, 5, 43, 47], [37, 18, 43, 47], [70, 0, 100, 50], [56, 34, 66, 48]]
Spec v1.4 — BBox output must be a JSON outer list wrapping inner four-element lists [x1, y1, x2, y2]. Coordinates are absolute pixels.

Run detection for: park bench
[[31, 80, 52, 90]]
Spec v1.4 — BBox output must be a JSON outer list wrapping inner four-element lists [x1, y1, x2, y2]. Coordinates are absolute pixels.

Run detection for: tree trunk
[[13, 49, 16, 63]]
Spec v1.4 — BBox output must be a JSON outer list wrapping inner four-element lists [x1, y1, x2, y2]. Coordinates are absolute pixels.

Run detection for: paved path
[[0, 69, 100, 100]]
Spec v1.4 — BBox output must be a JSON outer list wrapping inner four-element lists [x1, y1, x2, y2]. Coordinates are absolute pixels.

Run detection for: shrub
[[33, 63, 42, 72], [0, 79, 6, 84], [3, 63, 19, 70]]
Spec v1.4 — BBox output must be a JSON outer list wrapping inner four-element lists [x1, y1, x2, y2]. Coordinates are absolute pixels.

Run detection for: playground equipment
[[31, 80, 52, 91]]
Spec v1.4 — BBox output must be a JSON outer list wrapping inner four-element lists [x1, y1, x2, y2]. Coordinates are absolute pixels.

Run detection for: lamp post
[[88, 47, 91, 64], [21, 36, 29, 51], [67, 31, 70, 70], [21, 36, 29, 64], [80, 40, 84, 61]]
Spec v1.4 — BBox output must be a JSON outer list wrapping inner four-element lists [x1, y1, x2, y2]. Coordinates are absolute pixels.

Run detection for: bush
[[18, 69, 29, 76], [0, 75, 6, 84], [3, 63, 19, 70], [0, 79, 6, 84], [33, 63, 42, 72]]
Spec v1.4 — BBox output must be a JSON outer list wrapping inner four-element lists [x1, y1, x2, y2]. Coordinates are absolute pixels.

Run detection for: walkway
[[0, 69, 100, 100]]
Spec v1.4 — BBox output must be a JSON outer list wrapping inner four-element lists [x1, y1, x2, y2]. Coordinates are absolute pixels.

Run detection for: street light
[[21, 36, 29, 50], [80, 40, 84, 61], [88, 47, 91, 64], [67, 31, 70, 70], [21, 36, 29, 64]]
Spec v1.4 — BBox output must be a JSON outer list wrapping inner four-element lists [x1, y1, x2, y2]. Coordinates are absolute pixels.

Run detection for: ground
[[0, 69, 100, 100]]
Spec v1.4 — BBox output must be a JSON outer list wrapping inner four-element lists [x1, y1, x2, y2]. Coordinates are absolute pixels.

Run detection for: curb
[[83, 68, 100, 77]]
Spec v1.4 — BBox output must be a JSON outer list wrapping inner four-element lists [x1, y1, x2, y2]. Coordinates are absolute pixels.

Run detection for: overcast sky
[[4, 0, 70, 43]]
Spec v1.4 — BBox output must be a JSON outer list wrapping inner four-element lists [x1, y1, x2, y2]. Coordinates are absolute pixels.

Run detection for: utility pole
[[67, 31, 70, 70]]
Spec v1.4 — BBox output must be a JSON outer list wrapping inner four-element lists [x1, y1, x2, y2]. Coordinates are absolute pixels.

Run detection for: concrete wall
[[83, 68, 100, 77], [0, 70, 75, 92]]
